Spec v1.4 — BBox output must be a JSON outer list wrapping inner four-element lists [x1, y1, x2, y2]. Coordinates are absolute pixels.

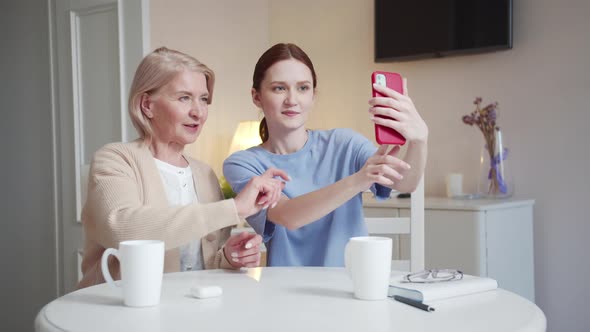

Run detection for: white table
[[36, 267, 546, 332]]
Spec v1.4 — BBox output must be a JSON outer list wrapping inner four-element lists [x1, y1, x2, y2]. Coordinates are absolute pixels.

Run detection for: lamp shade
[[228, 121, 262, 156]]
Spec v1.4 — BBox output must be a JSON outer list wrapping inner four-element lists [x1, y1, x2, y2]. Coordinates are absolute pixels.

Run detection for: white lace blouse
[[154, 158, 204, 271]]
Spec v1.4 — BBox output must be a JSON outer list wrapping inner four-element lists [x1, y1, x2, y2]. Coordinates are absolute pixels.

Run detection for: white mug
[[344, 236, 392, 300], [101, 240, 165, 307]]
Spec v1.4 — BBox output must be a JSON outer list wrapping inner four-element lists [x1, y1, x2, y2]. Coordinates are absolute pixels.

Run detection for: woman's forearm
[[393, 140, 427, 193], [266, 174, 365, 230]]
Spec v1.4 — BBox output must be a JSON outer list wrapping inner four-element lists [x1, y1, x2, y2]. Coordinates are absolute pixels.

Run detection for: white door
[[52, 0, 149, 293]]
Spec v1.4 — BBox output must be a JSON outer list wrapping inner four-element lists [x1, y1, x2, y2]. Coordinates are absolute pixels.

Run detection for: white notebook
[[389, 274, 498, 303]]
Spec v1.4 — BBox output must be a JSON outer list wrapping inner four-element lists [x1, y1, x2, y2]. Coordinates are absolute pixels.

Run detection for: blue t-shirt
[[222, 128, 391, 266]]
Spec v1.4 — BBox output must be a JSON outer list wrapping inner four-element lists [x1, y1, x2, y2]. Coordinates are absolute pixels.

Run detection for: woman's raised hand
[[233, 167, 290, 218], [369, 78, 428, 144]]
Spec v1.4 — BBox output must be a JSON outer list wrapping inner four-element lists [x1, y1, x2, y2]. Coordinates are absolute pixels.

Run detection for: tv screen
[[375, 0, 512, 62]]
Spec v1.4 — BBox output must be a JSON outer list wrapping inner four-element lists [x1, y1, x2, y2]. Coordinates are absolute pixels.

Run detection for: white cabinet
[[363, 194, 536, 302]]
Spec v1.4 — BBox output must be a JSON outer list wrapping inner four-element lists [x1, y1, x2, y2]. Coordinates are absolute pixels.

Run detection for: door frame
[[48, 0, 150, 294]]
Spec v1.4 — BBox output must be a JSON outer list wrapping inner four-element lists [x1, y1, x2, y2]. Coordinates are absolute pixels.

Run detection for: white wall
[[152, 0, 590, 330], [151, 0, 269, 176]]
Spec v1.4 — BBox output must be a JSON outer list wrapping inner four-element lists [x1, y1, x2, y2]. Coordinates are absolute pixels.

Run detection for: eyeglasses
[[402, 269, 463, 283]]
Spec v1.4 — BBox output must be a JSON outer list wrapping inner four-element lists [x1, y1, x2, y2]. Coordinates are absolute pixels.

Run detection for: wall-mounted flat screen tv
[[375, 0, 513, 62]]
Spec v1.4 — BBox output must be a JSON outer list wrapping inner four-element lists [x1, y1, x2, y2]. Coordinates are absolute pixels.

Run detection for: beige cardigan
[[78, 140, 241, 289]]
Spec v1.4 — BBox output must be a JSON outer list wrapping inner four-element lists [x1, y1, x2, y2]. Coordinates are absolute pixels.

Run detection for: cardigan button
[[205, 233, 217, 241]]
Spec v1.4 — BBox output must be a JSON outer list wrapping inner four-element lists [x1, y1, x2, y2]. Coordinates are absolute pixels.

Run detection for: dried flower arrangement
[[462, 98, 508, 195]]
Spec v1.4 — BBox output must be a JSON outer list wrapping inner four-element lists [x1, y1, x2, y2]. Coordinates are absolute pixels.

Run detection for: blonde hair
[[128, 47, 215, 140]]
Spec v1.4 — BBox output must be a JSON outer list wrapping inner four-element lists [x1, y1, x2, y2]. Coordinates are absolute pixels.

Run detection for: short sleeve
[[223, 151, 276, 241]]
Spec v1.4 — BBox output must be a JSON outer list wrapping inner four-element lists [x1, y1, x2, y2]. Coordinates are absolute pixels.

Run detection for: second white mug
[[345, 236, 392, 300], [101, 240, 165, 307]]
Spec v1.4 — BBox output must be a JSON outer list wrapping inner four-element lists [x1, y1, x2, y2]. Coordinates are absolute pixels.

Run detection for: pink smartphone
[[371, 71, 406, 145]]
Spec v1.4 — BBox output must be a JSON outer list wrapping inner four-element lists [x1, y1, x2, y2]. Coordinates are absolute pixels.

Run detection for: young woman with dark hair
[[223, 43, 428, 267]]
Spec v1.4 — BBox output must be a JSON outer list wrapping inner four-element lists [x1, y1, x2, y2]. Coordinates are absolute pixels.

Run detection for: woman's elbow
[[268, 214, 302, 231]]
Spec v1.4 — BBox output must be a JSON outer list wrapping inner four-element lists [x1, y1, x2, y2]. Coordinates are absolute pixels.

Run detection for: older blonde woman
[[78, 47, 287, 289]]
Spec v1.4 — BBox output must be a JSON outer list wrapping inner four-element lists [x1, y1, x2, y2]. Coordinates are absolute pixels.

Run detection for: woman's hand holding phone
[[369, 73, 428, 145]]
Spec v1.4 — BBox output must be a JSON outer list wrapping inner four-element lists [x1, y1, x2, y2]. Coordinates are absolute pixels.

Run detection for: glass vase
[[477, 130, 514, 198]]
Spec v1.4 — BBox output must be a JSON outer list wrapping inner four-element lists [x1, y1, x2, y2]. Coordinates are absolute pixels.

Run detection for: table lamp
[[223, 120, 262, 221], [228, 120, 262, 156]]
